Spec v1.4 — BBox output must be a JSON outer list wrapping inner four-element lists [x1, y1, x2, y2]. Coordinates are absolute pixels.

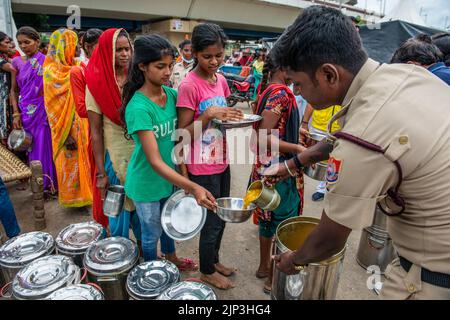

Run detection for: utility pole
[[445, 16, 449, 30]]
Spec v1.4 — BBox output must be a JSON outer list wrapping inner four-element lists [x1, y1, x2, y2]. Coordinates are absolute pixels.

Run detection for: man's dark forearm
[[286, 139, 333, 170]]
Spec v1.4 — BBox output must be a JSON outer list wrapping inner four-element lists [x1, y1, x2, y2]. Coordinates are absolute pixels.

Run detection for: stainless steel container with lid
[[157, 281, 217, 300], [271, 216, 346, 300], [0, 231, 55, 285], [12, 255, 80, 300], [84, 237, 139, 300], [126, 260, 180, 300], [56, 221, 104, 268], [46, 284, 104, 300]]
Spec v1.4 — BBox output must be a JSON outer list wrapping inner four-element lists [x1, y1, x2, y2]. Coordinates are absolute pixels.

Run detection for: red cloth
[[85, 28, 124, 126], [70, 64, 88, 118], [70, 63, 109, 227]]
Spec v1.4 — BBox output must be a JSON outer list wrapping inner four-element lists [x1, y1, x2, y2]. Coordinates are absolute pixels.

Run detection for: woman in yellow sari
[[43, 28, 92, 207]]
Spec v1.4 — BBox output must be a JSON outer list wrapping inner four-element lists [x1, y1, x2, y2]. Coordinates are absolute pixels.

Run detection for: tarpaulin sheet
[[360, 20, 442, 63]]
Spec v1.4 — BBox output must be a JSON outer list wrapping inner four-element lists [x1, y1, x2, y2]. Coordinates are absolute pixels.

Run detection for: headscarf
[[43, 28, 79, 159], [85, 28, 130, 125]]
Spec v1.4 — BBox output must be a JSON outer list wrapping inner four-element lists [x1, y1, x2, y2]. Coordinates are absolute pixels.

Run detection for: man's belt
[[399, 256, 450, 289]]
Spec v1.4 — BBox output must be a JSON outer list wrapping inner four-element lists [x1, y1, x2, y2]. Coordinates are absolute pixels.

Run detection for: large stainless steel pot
[[84, 237, 139, 300], [157, 281, 217, 300], [356, 207, 397, 274], [0, 231, 55, 286], [7, 129, 33, 152], [56, 221, 104, 268], [12, 255, 80, 300], [271, 216, 346, 300], [126, 260, 180, 300], [46, 284, 104, 300]]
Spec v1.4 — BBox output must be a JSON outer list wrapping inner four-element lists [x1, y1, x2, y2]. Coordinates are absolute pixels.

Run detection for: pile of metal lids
[[0, 231, 55, 271], [56, 221, 104, 257], [46, 284, 104, 300], [157, 281, 217, 300], [84, 237, 139, 276], [12, 255, 80, 300], [126, 260, 180, 300]]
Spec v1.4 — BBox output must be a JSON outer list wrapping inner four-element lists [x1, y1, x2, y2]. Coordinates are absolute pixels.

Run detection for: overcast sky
[[357, 0, 450, 29]]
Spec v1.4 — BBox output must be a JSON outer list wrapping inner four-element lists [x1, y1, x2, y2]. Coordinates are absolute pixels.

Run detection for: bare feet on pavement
[[200, 272, 235, 290], [215, 263, 236, 277]]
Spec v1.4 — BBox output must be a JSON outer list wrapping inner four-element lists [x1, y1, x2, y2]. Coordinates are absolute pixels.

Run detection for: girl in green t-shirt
[[121, 35, 217, 266]]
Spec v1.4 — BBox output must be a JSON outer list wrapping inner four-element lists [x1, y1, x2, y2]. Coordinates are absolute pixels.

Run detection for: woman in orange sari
[[43, 28, 92, 207]]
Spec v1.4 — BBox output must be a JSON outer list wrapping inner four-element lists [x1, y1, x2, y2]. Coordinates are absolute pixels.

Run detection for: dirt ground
[[2, 103, 379, 300]]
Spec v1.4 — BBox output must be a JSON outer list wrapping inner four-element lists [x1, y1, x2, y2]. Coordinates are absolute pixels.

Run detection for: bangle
[[293, 156, 304, 170], [284, 160, 295, 177], [13, 113, 21, 118], [301, 121, 309, 125], [96, 173, 106, 179]]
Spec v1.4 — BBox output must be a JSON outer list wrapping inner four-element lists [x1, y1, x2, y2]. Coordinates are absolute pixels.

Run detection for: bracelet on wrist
[[96, 173, 106, 179], [293, 156, 304, 170], [284, 160, 296, 177]]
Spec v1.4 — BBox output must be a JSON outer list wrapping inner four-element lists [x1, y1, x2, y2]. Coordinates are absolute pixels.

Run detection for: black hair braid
[[260, 56, 273, 93]]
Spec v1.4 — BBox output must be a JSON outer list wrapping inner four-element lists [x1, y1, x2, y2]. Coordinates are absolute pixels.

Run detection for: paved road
[[3, 103, 379, 300]]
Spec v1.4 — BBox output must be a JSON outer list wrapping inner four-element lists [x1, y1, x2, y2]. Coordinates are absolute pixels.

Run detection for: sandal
[[176, 258, 199, 272]]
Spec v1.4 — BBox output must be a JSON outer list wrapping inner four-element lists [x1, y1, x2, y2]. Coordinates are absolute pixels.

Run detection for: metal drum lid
[[127, 260, 180, 299], [157, 281, 217, 300], [0, 231, 55, 268], [84, 237, 139, 276], [12, 255, 79, 300], [56, 221, 104, 255], [46, 284, 104, 300], [161, 190, 207, 241]]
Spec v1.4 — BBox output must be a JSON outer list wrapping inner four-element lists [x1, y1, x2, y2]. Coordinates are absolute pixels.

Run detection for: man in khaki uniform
[[268, 6, 450, 299]]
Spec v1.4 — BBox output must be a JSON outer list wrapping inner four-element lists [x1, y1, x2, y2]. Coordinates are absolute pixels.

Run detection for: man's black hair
[[272, 5, 368, 77], [432, 32, 450, 66], [179, 39, 191, 50], [390, 34, 443, 66]]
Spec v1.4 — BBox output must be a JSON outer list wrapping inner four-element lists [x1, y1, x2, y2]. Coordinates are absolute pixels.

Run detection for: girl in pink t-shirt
[[177, 23, 243, 290]]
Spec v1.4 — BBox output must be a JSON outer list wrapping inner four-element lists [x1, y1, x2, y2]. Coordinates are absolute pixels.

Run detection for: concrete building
[[10, 0, 383, 44]]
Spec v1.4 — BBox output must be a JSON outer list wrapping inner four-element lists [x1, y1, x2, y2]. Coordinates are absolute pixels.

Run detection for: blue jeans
[[134, 198, 175, 261], [0, 178, 20, 238]]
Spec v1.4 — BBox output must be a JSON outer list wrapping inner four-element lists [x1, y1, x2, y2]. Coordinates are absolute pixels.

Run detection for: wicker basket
[[0, 144, 32, 183]]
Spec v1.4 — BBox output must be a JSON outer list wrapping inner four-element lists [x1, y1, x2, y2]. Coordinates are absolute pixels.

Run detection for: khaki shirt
[[85, 87, 135, 211], [324, 58, 450, 274], [170, 61, 193, 90]]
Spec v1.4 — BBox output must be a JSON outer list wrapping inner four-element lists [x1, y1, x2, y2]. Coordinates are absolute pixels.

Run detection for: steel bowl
[[215, 198, 256, 223]]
